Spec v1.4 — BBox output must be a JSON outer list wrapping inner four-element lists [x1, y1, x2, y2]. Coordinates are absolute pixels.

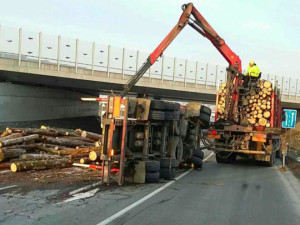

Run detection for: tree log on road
[[0, 134, 39, 147], [11, 159, 71, 172], [0, 148, 27, 162]]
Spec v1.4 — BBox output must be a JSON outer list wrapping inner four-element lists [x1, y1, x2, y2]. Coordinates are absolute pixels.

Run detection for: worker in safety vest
[[243, 60, 261, 87]]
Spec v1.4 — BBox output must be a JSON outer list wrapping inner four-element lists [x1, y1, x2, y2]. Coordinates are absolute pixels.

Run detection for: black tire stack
[[149, 100, 181, 121], [145, 161, 160, 183], [189, 148, 204, 168], [159, 158, 178, 180]]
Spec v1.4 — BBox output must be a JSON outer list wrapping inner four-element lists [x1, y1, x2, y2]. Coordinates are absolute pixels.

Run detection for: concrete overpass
[[1, 26, 300, 122]]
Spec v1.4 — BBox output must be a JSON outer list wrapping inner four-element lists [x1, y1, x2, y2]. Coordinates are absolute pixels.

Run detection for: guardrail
[[0, 25, 299, 97]]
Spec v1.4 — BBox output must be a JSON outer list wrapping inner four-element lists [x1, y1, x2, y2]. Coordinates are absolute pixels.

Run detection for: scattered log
[[68, 152, 90, 160], [19, 154, 61, 161], [0, 148, 27, 162], [67, 136, 94, 143], [36, 145, 58, 154], [89, 151, 101, 161], [11, 159, 71, 172], [0, 129, 12, 137], [43, 137, 89, 148], [0, 134, 39, 147], [57, 146, 101, 155], [0, 133, 23, 142], [80, 158, 90, 164], [263, 111, 271, 118], [81, 131, 102, 141], [0, 163, 11, 170]]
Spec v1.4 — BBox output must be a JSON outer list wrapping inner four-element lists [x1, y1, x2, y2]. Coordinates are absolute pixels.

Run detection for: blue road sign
[[282, 109, 297, 128]]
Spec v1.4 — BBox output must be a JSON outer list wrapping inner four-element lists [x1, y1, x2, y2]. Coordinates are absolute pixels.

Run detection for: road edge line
[[97, 151, 215, 225]]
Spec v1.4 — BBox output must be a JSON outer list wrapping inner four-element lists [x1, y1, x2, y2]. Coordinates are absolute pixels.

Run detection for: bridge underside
[[0, 58, 299, 109]]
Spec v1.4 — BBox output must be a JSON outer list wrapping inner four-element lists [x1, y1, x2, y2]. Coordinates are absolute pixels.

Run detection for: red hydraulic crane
[[120, 3, 241, 98]]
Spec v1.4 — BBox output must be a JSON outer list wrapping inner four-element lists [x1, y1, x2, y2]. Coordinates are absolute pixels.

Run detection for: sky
[[0, 0, 299, 77]]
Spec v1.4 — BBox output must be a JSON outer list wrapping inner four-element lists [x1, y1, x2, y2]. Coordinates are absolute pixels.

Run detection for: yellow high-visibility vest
[[245, 65, 260, 77]]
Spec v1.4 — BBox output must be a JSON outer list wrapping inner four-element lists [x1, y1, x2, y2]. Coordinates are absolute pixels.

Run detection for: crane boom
[[120, 3, 241, 98]]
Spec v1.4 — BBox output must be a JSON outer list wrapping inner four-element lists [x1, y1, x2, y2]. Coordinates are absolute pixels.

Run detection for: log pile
[[217, 80, 273, 127], [0, 126, 102, 172], [240, 80, 273, 127]]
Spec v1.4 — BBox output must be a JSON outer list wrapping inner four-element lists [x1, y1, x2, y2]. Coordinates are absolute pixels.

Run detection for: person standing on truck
[[243, 60, 261, 87]]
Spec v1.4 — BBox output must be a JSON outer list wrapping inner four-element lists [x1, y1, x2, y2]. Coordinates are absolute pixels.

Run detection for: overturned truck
[[100, 97, 211, 184]]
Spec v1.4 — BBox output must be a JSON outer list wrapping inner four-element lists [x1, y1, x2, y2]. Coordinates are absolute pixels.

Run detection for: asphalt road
[[1, 151, 300, 225]]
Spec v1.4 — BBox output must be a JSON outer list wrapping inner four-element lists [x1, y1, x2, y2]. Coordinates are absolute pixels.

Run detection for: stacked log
[[0, 127, 102, 172], [241, 80, 273, 127], [217, 80, 273, 127]]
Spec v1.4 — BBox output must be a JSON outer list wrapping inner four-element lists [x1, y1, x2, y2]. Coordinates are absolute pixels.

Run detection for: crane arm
[[120, 3, 241, 98]]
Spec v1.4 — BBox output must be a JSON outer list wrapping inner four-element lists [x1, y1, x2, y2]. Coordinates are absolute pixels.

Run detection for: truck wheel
[[193, 149, 204, 159], [149, 110, 165, 120], [216, 153, 224, 163], [160, 168, 175, 179], [150, 100, 165, 110], [160, 158, 179, 168], [145, 161, 160, 173], [190, 156, 203, 168], [145, 172, 160, 183], [164, 102, 174, 111]]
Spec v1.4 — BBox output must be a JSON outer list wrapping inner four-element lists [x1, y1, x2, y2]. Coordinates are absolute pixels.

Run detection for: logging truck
[[206, 75, 284, 166]]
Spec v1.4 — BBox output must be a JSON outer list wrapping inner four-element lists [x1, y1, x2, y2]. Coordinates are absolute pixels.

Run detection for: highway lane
[[1, 152, 300, 225]]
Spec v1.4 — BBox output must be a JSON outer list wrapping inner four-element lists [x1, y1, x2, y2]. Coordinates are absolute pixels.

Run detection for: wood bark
[[0, 134, 39, 147], [68, 152, 90, 160], [36, 145, 58, 154], [19, 154, 61, 161], [57, 146, 101, 155], [0, 129, 12, 137], [89, 151, 101, 161], [81, 131, 102, 141], [80, 158, 90, 164], [0, 163, 11, 170], [11, 159, 71, 172], [0, 148, 27, 162], [43, 137, 90, 148], [0, 133, 23, 142]]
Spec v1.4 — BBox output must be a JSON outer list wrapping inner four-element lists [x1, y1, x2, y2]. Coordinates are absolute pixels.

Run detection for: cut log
[[0, 134, 39, 147], [57, 146, 101, 155], [81, 131, 102, 141], [68, 152, 90, 160], [249, 118, 256, 124], [263, 111, 271, 118], [257, 114, 262, 119], [67, 136, 94, 143], [95, 141, 101, 147], [0, 133, 23, 142], [19, 154, 61, 161], [89, 151, 101, 161], [0, 148, 26, 162], [0, 163, 11, 170], [11, 159, 71, 172], [259, 118, 267, 126], [44, 137, 88, 148], [264, 80, 272, 88], [36, 145, 58, 154], [266, 123, 271, 128], [1, 129, 12, 137], [80, 158, 90, 164]]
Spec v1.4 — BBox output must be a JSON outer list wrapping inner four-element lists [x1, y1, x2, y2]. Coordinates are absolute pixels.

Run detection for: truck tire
[[149, 110, 165, 120], [199, 113, 210, 129], [180, 119, 188, 138], [150, 100, 165, 110], [145, 161, 160, 173], [160, 168, 175, 179], [165, 111, 180, 121], [145, 172, 160, 183], [160, 158, 179, 168], [193, 149, 204, 159], [174, 103, 180, 111], [200, 105, 211, 115], [190, 156, 203, 168], [164, 102, 174, 111]]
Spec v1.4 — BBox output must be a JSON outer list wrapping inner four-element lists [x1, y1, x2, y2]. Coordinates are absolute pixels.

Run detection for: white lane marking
[[57, 188, 99, 204], [97, 152, 215, 225], [69, 181, 101, 195], [0, 185, 18, 191]]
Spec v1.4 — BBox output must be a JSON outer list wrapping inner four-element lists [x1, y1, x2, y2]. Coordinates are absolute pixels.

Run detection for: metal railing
[[0, 25, 299, 97]]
